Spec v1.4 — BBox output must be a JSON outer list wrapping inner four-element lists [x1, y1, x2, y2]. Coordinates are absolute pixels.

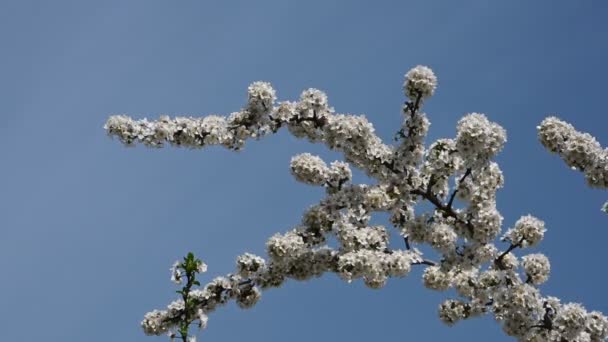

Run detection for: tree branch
[[447, 168, 472, 209]]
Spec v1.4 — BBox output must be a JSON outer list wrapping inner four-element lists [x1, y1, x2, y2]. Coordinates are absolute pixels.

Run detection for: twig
[[447, 168, 472, 209]]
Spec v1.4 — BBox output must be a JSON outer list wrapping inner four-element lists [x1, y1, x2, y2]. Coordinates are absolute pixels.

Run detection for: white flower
[[554, 303, 588, 340], [266, 231, 306, 261], [170, 261, 182, 284], [439, 299, 469, 325], [236, 286, 262, 309], [467, 204, 503, 244], [464, 243, 498, 266], [586, 311, 608, 341], [403, 65, 437, 100], [247, 81, 276, 114], [290, 153, 329, 186], [298, 88, 329, 116], [196, 260, 208, 274], [335, 222, 388, 252], [384, 250, 412, 278], [141, 310, 171, 336], [236, 253, 266, 278], [538, 116, 608, 188], [493, 252, 518, 271], [326, 161, 352, 188], [502, 215, 546, 248], [453, 269, 478, 298], [521, 253, 550, 285], [429, 223, 457, 253], [197, 309, 209, 330], [423, 266, 452, 291], [456, 113, 507, 169]]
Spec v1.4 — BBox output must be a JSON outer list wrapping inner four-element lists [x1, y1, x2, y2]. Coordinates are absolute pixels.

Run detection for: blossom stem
[[494, 237, 524, 270], [447, 168, 472, 209]]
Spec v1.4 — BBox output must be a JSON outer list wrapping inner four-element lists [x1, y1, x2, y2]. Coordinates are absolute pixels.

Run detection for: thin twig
[[494, 237, 525, 270], [447, 168, 472, 209]]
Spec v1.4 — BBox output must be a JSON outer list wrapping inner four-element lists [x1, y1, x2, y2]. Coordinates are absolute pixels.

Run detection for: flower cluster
[[521, 253, 550, 285], [403, 65, 437, 100], [502, 215, 546, 248], [109, 66, 608, 342], [538, 116, 608, 188], [289, 153, 352, 189], [456, 113, 507, 169]]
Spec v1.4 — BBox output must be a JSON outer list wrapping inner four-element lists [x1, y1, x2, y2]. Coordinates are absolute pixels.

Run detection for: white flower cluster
[[456, 113, 507, 169], [394, 112, 430, 174], [521, 253, 550, 285], [420, 139, 462, 198], [337, 249, 415, 288], [142, 273, 264, 338], [110, 66, 608, 342], [456, 162, 504, 204], [289, 153, 352, 189], [538, 116, 608, 188], [403, 65, 437, 100], [502, 215, 546, 248], [290, 153, 328, 186], [236, 253, 266, 278], [247, 81, 276, 115]]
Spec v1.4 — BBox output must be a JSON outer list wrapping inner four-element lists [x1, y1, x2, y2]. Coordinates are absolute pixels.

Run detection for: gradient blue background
[[1, 1, 607, 341]]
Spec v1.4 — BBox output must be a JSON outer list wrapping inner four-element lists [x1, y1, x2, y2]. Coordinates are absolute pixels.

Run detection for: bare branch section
[[108, 66, 608, 342]]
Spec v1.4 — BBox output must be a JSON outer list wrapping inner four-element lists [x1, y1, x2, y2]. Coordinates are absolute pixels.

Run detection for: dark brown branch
[[411, 188, 475, 235], [494, 237, 525, 270], [447, 168, 472, 209], [412, 259, 437, 266]]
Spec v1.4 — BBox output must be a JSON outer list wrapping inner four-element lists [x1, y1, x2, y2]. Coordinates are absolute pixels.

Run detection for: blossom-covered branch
[[538, 116, 608, 188], [106, 66, 608, 342], [538, 117, 608, 215]]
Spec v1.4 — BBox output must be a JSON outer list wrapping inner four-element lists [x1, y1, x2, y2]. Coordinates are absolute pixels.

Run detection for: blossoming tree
[[105, 66, 608, 342]]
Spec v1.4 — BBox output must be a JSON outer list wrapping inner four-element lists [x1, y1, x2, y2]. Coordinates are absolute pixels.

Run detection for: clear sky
[[1, 1, 607, 341]]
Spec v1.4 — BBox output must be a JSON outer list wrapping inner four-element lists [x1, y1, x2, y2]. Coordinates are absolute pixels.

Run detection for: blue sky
[[1, 1, 607, 341]]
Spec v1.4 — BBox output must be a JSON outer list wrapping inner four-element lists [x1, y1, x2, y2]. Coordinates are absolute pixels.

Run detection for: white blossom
[[456, 162, 504, 204], [554, 303, 588, 340], [521, 253, 550, 285], [423, 266, 452, 291], [428, 223, 457, 253], [266, 231, 306, 262], [586, 311, 608, 341], [197, 261, 208, 274], [456, 113, 507, 169], [326, 161, 352, 189], [503, 215, 546, 248], [170, 261, 182, 285], [404, 65, 437, 100], [467, 204, 503, 244], [236, 253, 266, 278], [247, 81, 276, 114], [290, 153, 329, 185], [538, 117, 608, 188], [236, 286, 262, 309], [142, 310, 171, 336], [439, 299, 469, 325]]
